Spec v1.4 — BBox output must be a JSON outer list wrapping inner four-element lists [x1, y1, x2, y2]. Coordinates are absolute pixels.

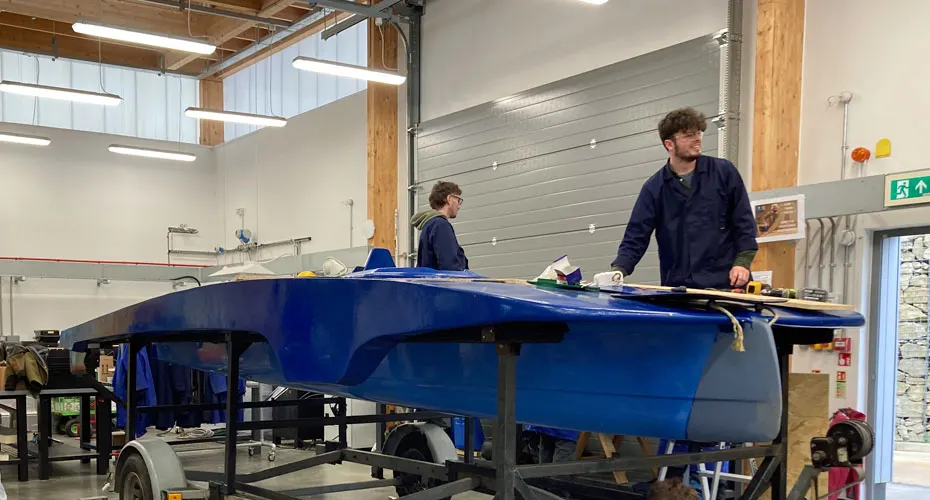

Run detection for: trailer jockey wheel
[[810, 419, 874, 468], [119, 453, 154, 500], [392, 433, 450, 500]]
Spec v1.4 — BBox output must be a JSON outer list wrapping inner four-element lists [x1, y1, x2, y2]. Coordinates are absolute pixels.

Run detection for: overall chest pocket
[[690, 189, 726, 230]]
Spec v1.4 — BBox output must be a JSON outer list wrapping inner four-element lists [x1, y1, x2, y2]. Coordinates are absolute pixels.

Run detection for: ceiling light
[[292, 57, 406, 85], [108, 145, 197, 162], [185, 107, 287, 128], [0, 132, 51, 146], [0, 81, 122, 106], [577, 0, 608, 4], [72, 21, 216, 55]]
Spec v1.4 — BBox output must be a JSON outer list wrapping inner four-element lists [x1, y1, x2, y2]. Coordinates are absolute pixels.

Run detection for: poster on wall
[[750, 194, 806, 243]]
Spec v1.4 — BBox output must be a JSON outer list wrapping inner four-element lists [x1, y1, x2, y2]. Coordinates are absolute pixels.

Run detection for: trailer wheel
[[120, 453, 154, 500], [392, 432, 450, 500], [66, 417, 80, 438]]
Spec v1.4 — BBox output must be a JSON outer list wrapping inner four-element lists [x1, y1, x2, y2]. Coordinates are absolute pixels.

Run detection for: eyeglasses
[[677, 130, 703, 141], [450, 195, 464, 206]]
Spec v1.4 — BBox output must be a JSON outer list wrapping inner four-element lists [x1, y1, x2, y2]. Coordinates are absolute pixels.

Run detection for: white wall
[[213, 90, 369, 261], [420, 0, 728, 121], [0, 81, 371, 335], [0, 122, 216, 336], [0, 51, 199, 144], [223, 21, 369, 141], [798, 0, 926, 185]]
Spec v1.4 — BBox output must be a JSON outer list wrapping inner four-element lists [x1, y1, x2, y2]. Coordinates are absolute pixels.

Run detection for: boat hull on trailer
[[61, 268, 864, 443]]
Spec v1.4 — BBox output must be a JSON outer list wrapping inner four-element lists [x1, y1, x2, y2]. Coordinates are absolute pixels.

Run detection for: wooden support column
[[199, 78, 224, 146], [750, 1, 808, 496], [367, 20, 399, 254], [751, 0, 805, 288]]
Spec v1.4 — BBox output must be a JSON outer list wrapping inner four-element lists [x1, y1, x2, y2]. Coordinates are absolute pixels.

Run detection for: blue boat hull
[[61, 268, 864, 443]]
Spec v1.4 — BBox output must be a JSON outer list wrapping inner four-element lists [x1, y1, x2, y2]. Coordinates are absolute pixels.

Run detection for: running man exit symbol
[[896, 180, 909, 199]]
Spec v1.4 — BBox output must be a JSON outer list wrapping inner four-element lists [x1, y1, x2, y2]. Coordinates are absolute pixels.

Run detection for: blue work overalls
[[611, 156, 758, 289]]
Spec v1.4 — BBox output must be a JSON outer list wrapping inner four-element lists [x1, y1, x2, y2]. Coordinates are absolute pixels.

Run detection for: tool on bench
[[732, 280, 830, 302]]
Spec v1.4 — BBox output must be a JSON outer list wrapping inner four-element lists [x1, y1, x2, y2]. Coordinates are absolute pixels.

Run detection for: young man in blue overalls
[[611, 107, 758, 290]]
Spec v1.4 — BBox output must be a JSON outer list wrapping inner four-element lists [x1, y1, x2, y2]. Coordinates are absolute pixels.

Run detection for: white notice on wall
[[753, 271, 773, 286]]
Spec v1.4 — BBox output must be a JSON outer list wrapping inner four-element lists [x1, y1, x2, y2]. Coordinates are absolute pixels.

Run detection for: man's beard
[[674, 144, 700, 162]]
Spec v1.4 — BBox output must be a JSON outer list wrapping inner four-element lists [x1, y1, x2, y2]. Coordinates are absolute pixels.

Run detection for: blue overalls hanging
[[147, 345, 199, 430], [203, 373, 246, 423], [112, 344, 157, 437]]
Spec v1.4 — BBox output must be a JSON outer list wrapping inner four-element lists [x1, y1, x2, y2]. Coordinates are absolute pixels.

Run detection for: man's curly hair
[[647, 478, 699, 500], [658, 107, 707, 143], [428, 181, 462, 210]]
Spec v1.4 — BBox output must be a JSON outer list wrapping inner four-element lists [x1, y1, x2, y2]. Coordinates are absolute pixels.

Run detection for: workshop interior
[[0, 1, 924, 500]]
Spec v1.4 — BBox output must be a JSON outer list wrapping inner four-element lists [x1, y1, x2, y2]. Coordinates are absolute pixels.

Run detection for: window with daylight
[[0, 50, 199, 143], [222, 20, 369, 141]]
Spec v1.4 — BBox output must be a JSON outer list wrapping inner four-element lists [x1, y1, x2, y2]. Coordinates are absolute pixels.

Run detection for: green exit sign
[[885, 170, 930, 207]]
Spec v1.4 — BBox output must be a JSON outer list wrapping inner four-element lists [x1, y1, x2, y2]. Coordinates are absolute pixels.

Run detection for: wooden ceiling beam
[[0, 23, 186, 75], [164, 0, 297, 70], [218, 38, 253, 52], [0, 0, 215, 39], [0, 12, 221, 62], [194, 0, 264, 14], [209, 9, 348, 79], [268, 6, 306, 22]]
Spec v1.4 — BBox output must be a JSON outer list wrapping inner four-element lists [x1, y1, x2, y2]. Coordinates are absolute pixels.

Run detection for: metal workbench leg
[[494, 342, 520, 500], [372, 403, 386, 479], [771, 346, 791, 500], [338, 398, 348, 449], [38, 395, 51, 480], [96, 394, 113, 475], [16, 394, 28, 481], [126, 339, 141, 441], [250, 383, 261, 443], [464, 416, 474, 464], [224, 334, 250, 495], [80, 395, 92, 464]]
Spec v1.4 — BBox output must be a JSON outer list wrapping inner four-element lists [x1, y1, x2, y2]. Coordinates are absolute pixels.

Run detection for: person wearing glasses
[[610, 107, 758, 290], [410, 181, 469, 271]]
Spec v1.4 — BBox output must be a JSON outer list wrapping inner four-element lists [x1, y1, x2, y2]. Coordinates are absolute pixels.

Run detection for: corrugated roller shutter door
[[415, 35, 722, 282]]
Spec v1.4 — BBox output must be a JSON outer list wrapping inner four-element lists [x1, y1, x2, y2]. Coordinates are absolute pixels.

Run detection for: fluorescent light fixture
[[72, 21, 216, 55], [0, 132, 51, 146], [108, 145, 197, 162], [292, 56, 406, 85], [577, 0, 608, 4], [185, 107, 288, 128], [0, 81, 122, 106]]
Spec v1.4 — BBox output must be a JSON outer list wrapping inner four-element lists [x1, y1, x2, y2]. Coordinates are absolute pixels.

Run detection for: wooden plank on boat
[[618, 284, 854, 312]]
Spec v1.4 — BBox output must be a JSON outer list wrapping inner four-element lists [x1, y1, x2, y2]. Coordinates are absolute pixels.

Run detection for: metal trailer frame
[[91, 331, 458, 499], [81, 314, 864, 500]]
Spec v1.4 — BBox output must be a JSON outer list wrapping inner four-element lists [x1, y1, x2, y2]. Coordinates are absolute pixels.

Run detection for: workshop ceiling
[[0, 1, 347, 77]]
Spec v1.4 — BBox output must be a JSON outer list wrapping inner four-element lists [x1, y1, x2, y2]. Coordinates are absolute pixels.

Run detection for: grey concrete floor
[[893, 450, 930, 487], [886, 482, 930, 499], [0, 440, 490, 500]]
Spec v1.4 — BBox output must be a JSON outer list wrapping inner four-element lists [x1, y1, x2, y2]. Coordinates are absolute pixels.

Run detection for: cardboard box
[[97, 355, 114, 382]]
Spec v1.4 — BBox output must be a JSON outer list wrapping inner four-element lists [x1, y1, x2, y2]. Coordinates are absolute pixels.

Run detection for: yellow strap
[[709, 303, 745, 352]]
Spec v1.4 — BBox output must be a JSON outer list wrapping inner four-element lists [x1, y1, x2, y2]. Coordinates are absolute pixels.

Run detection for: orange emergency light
[[851, 147, 871, 163]]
